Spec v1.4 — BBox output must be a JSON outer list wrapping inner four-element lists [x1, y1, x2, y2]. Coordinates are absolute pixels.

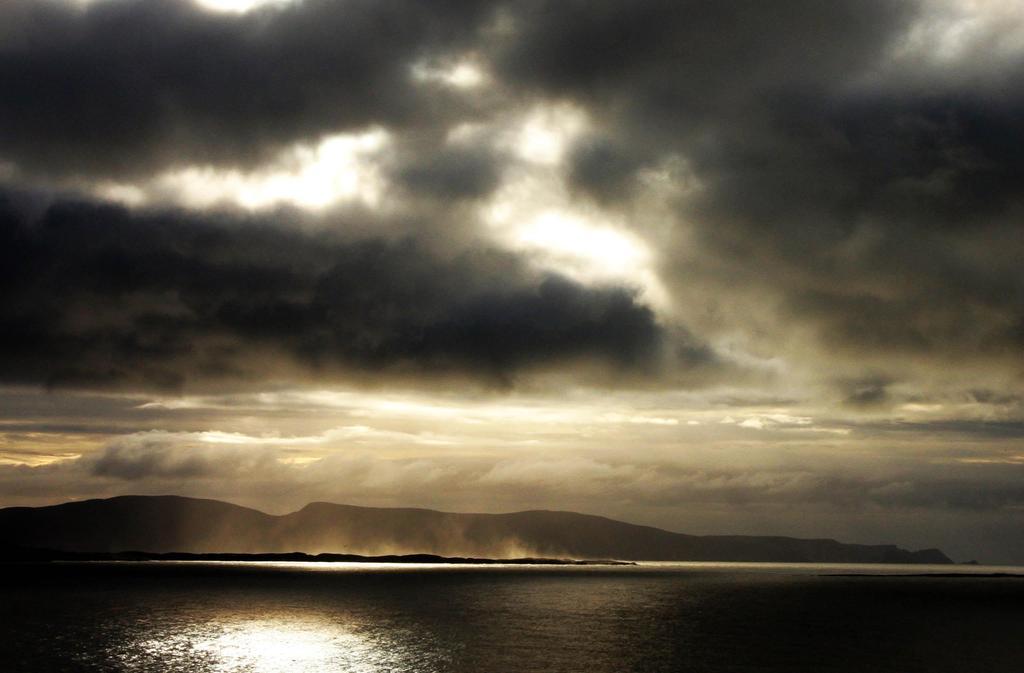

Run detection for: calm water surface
[[2, 562, 1022, 672]]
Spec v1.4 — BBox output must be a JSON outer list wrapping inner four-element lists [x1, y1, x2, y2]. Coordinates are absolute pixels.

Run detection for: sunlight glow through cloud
[[515, 211, 650, 276], [130, 388, 840, 442], [411, 60, 488, 88], [466, 103, 675, 311], [895, 0, 1024, 64], [194, 0, 289, 12], [511, 105, 589, 165], [97, 129, 389, 211], [486, 197, 671, 310], [66, 0, 292, 12]]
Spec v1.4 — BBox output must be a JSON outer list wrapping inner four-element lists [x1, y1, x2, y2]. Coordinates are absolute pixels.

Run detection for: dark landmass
[[0, 495, 953, 564], [0, 545, 631, 565]]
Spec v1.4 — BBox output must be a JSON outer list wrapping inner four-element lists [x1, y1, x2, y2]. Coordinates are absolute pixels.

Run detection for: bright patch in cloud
[[895, 0, 1024, 65], [511, 105, 589, 165], [411, 60, 487, 89], [135, 388, 687, 434], [192, 426, 457, 449], [66, 0, 291, 12], [488, 201, 670, 309], [194, 0, 289, 12], [473, 103, 673, 310], [515, 211, 650, 276], [90, 129, 389, 211]]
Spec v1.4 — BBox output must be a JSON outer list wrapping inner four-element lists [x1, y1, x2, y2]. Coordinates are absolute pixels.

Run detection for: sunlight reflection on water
[[133, 616, 403, 672], [3, 564, 1022, 673]]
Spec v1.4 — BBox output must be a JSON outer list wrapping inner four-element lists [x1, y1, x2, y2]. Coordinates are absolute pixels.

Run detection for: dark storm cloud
[[0, 186, 666, 390], [487, 0, 1024, 368], [493, 0, 915, 119], [392, 144, 503, 200], [566, 136, 644, 204], [755, 94, 1024, 364], [0, 0, 1017, 382], [0, 0, 496, 179]]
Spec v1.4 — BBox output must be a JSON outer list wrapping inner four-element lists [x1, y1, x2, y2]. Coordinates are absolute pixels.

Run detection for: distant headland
[[0, 546, 633, 565], [0, 495, 953, 564]]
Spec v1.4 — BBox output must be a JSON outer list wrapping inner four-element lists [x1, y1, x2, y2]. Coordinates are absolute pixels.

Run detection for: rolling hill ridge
[[0, 495, 952, 563]]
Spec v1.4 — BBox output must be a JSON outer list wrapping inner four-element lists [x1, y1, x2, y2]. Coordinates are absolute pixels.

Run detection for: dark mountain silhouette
[[0, 495, 952, 564]]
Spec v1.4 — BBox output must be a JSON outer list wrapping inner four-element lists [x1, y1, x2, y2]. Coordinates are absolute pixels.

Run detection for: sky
[[1, 0, 1022, 563]]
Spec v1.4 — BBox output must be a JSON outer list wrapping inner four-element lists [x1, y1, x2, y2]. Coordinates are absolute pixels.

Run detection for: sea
[[1, 561, 1022, 672]]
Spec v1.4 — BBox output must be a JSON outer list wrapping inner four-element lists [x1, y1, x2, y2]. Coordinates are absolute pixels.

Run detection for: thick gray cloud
[[484, 0, 1024, 372], [0, 186, 669, 390], [391, 143, 504, 200], [566, 135, 645, 203], [687, 89, 1024, 360], [491, 0, 916, 139], [0, 0, 497, 179], [840, 377, 892, 408], [90, 439, 279, 480]]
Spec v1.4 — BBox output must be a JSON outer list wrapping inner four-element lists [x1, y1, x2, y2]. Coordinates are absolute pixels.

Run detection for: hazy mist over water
[[2, 563, 1022, 672]]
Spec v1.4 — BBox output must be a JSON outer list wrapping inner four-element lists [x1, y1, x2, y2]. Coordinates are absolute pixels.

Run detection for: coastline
[[0, 546, 635, 565]]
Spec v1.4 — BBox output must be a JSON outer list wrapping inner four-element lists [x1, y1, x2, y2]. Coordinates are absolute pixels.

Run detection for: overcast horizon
[[2, 0, 1023, 564]]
